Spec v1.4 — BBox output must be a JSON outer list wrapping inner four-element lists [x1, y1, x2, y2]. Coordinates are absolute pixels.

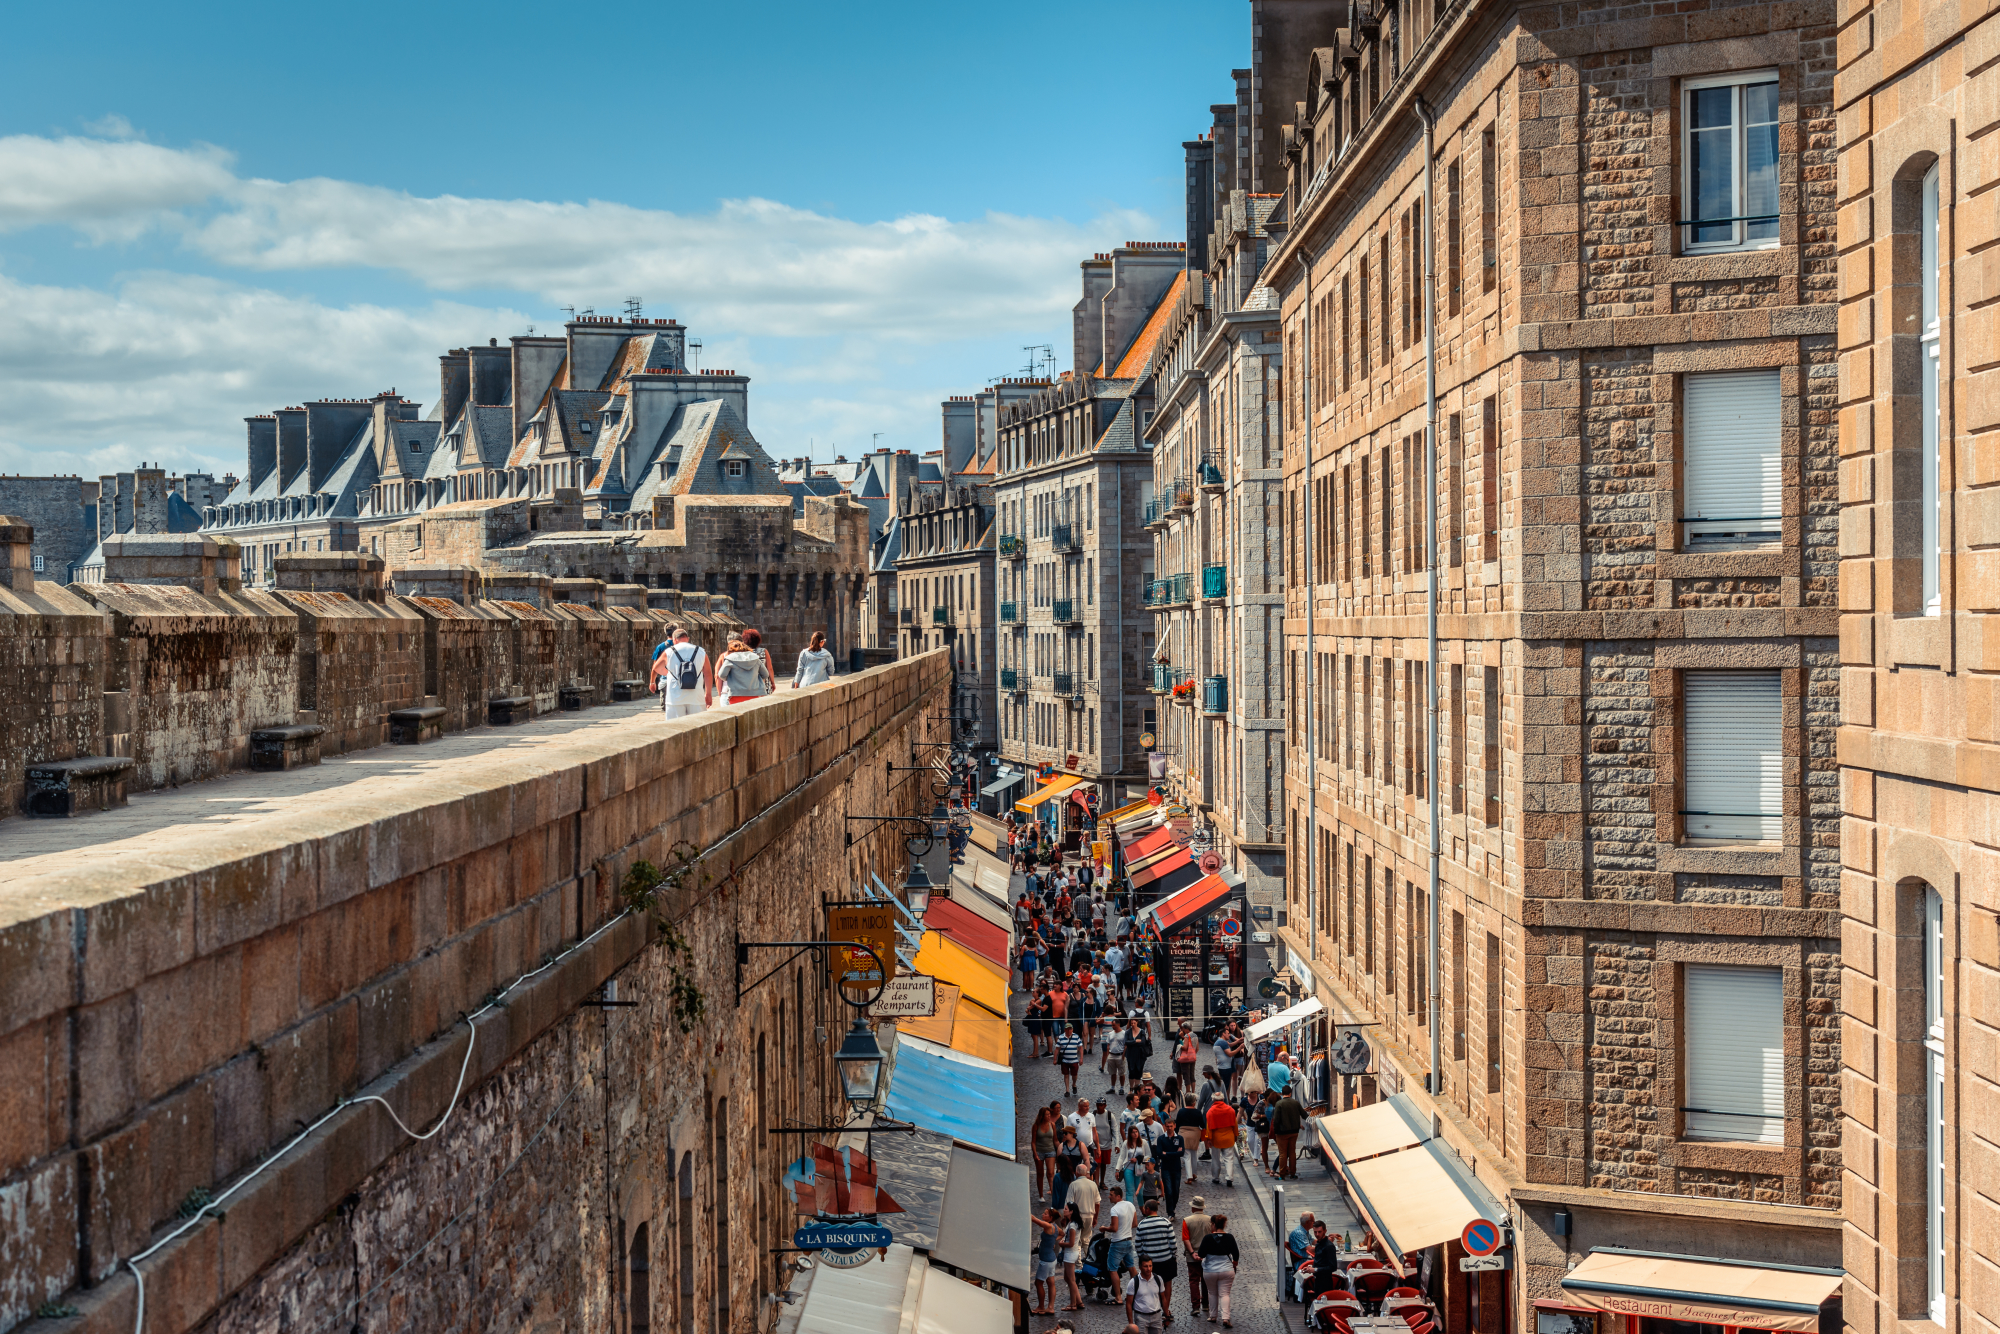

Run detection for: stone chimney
[[0, 516, 36, 596], [132, 467, 170, 535]]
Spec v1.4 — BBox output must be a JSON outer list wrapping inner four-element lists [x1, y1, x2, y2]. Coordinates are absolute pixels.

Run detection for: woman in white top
[[792, 631, 836, 687]]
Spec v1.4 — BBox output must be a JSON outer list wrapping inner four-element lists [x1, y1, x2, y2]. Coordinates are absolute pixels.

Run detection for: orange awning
[[1131, 847, 1196, 890], [1559, 1249, 1843, 1334], [1121, 826, 1176, 859], [1014, 774, 1082, 813], [1146, 870, 1236, 934], [896, 980, 1012, 1066]]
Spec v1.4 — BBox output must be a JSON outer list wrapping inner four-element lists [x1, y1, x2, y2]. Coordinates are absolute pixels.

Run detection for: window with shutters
[[1682, 71, 1780, 253], [1682, 670, 1783, 842], [1682, 369, 1781, 547], [1682, 963, 1785, 1144]]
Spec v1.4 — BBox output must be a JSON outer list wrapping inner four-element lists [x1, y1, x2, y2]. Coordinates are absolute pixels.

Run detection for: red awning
[[924, 898, 1011, 969], [1130, 847, 1195, 890], [1147, 872, 1238, 935], [1121, 826, 1176, 859], [1145, 858, 1207, 898]]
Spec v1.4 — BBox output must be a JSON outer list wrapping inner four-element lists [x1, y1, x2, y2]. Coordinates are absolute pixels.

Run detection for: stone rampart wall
[[0, 650, 951, 1334]]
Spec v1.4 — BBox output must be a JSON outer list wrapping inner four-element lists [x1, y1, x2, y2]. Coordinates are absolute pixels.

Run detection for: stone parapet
[[99, 532, 243, 596], [272, 551, 388, 603], [0, 650, 952, 1334]]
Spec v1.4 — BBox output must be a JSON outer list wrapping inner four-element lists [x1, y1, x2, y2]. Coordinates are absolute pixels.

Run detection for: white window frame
[[1682, 369, 1783, 547], [1681, 70, 1782, 254], [1684, 963, 1786, 1145], [1922, 163, 1943, 616], [31, 553, 46, 573], [724, 459, 746, 478], [1924, 885, 1946, 1324], [1682, 669, 1783, 843]]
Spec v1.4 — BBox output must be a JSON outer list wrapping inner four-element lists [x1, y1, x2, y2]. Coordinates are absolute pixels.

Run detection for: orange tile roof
[[1109, 269, 1188, 379]]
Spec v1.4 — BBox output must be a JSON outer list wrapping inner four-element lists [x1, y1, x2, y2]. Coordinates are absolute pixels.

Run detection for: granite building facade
[[1258, 0, 1846, 1326]]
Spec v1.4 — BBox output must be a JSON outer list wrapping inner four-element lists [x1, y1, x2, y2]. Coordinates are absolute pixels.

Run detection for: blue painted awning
[[885, 1035, 1015, 1159]]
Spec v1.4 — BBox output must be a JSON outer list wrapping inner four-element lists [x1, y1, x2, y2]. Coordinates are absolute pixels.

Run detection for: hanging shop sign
[[870, 974, 937, 1018], [785, 1144, 904, 1267], [824, 906, 899, 996], [1330, 1026, 1373, 1076]]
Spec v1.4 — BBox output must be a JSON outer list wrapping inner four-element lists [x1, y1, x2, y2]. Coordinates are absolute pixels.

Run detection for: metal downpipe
[[1414, 94, 1443, 1096]]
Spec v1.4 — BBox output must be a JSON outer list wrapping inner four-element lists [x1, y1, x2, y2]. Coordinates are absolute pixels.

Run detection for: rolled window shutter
[[1684, 964, 1785, 1143], [1684, 670, 1781, 841], [1684, 370, 1781, 544]]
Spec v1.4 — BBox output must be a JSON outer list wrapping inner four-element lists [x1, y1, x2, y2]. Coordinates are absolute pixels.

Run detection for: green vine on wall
[[618, 844, 711, 1033]]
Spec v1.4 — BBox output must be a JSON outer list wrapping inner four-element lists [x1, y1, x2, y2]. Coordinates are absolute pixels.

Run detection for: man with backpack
[[651, 627, 713, 718]]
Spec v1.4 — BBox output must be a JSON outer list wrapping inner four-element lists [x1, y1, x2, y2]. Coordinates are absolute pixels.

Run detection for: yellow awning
[[1313, 1094, 1429, 1166], [1101, 797, 1154, 824], [1559, 1249, 1844, 1334], [897, 981, 1012, 1067], [913, 930, 1010, 1016], [1014, 774, 1083, 812]]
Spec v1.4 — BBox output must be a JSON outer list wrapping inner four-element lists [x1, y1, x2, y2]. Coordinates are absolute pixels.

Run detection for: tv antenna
[[1022, 344, 1054, 380], [624, 297, 643, 320], [561, 306, 576, 321]]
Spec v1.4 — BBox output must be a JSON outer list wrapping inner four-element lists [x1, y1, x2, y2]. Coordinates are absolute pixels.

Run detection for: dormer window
[[725, 460, 746, 478]]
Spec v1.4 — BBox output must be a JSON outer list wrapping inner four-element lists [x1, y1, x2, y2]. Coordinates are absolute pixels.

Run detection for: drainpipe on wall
[[1298, 245, 1318, 965], [1414, 93, 1443, 1096]]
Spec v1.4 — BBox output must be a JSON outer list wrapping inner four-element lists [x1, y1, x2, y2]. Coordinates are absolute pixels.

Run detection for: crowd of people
[[1011, 827, 1323, 1331]]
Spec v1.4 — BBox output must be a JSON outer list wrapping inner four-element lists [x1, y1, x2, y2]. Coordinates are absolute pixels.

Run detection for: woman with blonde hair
[[716, 637, 773, 704]]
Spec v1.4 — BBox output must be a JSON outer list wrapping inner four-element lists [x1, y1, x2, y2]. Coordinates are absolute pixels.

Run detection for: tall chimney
[[245, 417, 277, 492]]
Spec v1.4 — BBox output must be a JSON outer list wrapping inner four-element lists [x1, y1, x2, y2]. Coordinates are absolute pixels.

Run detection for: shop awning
[[897, 980, 1012, 1066], [1101, 797, 1154, 824], [944, 872, 1013, 936], [1342, 1135, 1506, 1266], [1122, 826, 1177, 859], [924, 898, 1011, 968], [1558, 1249, 1844, 1334], [863, 1124, 954, 1250], [915, 1265, 1013, 1334], [1312, 1093, 1431, 1167], [1144, 858, 1208, 899], [933, 1145, 1033, 1292], [1146, 869, 1240, 935], [1014, 774, 1082, 812], [1248, 996, 1326, 1043], [913, 930, 1010, 1016], [784, 1242, 921, 1334], [885, 1034, 1015, 1158], [980, 772, 1026, 797], [1130, 847, 1194, 890]]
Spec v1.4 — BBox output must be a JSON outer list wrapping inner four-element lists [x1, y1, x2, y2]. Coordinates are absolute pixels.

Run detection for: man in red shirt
[[1202, 1097, 1240, 1187]]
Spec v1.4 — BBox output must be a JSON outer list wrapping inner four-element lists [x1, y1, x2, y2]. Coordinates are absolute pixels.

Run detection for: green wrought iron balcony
[[999, 534, 1026, 559], [999, 601, 1019, 623], [1001, 667, 1019, 689], [1202, 676, 1228, 715], [1052, 599, 1079, 624], [1144, 573, 1194, 608], [1050, 523, 1078, 554], [1150, 662, 1176, 693], [1143, 499, 1164, 527], [1202, 565, 1227, 599], [932, 606, 950, 625], [1053, 672, 1075, 695]]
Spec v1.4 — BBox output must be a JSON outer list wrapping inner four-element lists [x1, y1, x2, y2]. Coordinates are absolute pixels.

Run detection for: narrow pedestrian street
[[982, 838, 1295, 1334]]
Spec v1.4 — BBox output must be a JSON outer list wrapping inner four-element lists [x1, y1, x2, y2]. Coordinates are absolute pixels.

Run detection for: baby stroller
[[1076, 1234, 1119, 1304]]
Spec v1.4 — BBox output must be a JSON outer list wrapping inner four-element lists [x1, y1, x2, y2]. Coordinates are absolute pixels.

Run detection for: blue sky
[[0, 1, 1243, 480]]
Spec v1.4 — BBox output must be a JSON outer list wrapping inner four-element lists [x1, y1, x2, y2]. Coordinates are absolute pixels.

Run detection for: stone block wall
[[270, 591, 424, 754], [0, 577, 109, 816], [0, 650, 951, 1334], [402, 595, 518, 731], [69, 583, 302, 790]]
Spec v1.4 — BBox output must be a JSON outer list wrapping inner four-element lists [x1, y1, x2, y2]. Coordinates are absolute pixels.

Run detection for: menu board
[[1171, 953, 1202, 984], [1167, 986, 1195, 1018]]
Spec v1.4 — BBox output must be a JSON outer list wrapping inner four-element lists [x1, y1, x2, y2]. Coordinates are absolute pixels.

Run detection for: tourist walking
[[1057, 1205, 1085, 1312], [1124, 1255, 1169, 1334], [1202, 1096, 1239, 1186], [1271, 1084, 1305, 1178], [1133, 1199, 1181, 1322], [1055, 1021, 1082, 1095], [1180, 1197, 1212, 1319], [716, 637, 773, 703], [791, 630, 836, 687], [1172, 1022, 1199, 1090], [651, 627, 712, 717], [1031, 1102, 1062, 1198], [1196, 1214, 1240, 1327], [1099, 1184, 1138, 1279], [1031, 1207, 1062, 1315]]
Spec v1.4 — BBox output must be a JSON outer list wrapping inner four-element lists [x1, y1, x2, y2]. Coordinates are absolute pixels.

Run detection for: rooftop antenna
[[561, 306, 576, 321], [623, 297, 643, 320], [873, 433, 883, 453], [1022, 344, 1053, 380]]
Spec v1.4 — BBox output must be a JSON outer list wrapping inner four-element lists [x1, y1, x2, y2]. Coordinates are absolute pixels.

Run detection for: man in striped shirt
[[1132, 1199, 1181, 1322], [1055, 1023, 1082, 1095]]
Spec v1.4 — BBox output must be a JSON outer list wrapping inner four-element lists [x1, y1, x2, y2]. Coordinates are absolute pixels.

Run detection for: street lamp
[[833, 1018, 885, 1111], [903, 856, 933, 916], [929, 800, 949, 842]]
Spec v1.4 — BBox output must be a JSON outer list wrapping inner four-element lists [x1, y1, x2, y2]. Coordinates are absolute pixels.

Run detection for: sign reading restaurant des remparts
[[870, 974, 936, 1018]]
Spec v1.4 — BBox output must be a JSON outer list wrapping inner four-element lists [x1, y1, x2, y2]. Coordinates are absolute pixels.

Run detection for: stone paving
[[985, 838, 1296, 1334]]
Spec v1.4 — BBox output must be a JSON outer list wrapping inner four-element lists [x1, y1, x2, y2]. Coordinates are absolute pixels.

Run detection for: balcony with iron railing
[[1143, 573, 1194, 609], [1201, 565, 1227, 599], [1052, 599, 1080, 625], [1202, 676, 1228, 715], [1143, 499, 1165, 528], [999, 601, 1020, 624], [1150, 662, 1177, 693], [1170, 477, 1196, 512], [999, 534, 1026, 559], [1050, 523, 1078, 554], [1053, 672, 1075, 695], [1000, 667, 1019, 690], [932, 606, 950, 625], [898, 608, 913, 624]]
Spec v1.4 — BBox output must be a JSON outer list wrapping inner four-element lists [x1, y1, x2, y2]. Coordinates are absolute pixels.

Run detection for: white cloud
[[188, 180, 1143, 340], [0, 270, 524, 477], [0, 134, 232, 236]]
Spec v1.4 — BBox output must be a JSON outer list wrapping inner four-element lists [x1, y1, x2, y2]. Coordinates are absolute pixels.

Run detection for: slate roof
[[1096, 398, 1139, 452]]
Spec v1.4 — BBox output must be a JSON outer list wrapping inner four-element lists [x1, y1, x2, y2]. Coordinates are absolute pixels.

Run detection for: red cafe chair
[[1385, 1287, 1421, 1299]]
